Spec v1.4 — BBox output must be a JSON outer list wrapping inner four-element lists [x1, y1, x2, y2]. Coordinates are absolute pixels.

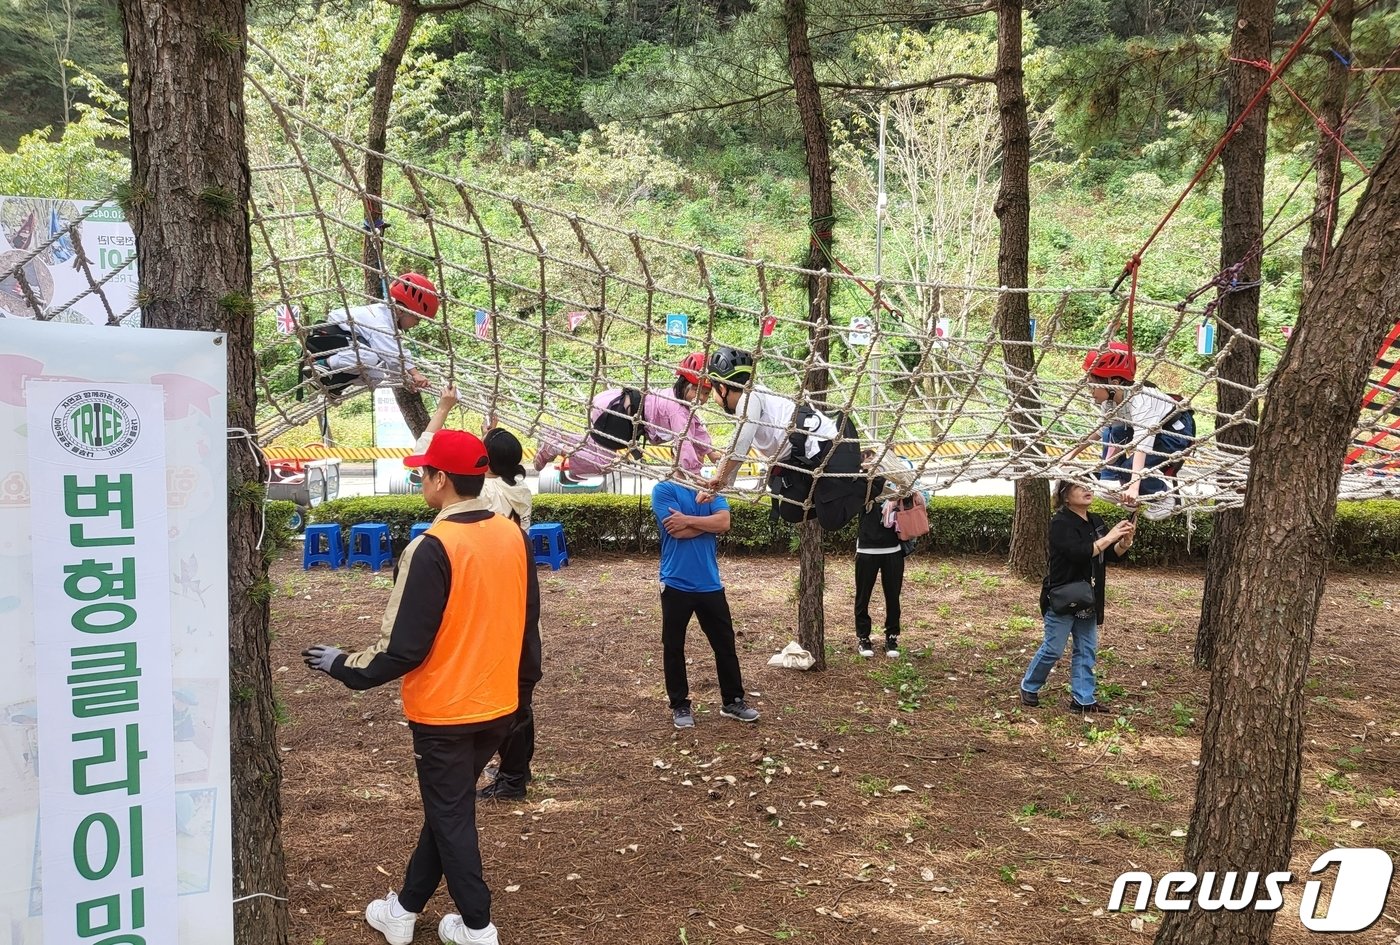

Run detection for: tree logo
[[51, 389, 141, 460]]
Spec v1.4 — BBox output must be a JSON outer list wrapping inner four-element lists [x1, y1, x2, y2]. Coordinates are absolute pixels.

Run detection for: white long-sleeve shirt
[[327, 303, 414, 387], [726, 385, 836, 465]]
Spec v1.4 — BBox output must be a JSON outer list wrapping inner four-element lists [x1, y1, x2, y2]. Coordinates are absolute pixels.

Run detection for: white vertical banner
[[374, 387, 417, 493], [0, 319, 231, 945], [28, 382, 178, 945]]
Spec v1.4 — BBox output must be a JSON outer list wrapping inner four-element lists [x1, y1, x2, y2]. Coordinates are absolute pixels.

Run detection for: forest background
[[2, 0, 1397, 445]]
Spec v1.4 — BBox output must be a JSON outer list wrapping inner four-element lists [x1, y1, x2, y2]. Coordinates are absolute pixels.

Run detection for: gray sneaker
[[672, 705, 694, 729], [720, 699, 760, 723]]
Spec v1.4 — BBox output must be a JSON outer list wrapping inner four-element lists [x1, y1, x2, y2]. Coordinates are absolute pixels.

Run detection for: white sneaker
[[439, 914, 500, 945], [857, 638, 874, 658], [1141, 497, 1173, 521], [365, 891, 417, 945]]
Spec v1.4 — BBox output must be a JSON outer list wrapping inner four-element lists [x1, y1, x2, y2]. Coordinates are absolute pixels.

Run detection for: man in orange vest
[[302, 429, 542, 945]]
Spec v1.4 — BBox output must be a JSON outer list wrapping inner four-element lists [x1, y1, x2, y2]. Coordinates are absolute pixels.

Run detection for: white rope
[[5, 42, 1398, 517]]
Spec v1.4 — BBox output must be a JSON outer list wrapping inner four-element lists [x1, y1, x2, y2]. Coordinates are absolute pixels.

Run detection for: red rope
[[1125, 257, 1141, 352], [1231, 58, 1371, 172], [1321, 137, 1343, 272], [1116, 0, 1340, 344], [827, 254, 903, 319]]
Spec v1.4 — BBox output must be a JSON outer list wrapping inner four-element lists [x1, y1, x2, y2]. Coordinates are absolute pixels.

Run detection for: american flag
[[276, 304, 299, 335], [475, 308, 492, 340]]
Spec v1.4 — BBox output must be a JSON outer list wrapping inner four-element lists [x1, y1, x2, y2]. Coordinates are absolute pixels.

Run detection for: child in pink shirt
[[534, 355, 719, 478]]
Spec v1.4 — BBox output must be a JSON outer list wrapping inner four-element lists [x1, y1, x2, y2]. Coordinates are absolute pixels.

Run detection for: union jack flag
[[475, 308, 492, 340], [276, 304, 299, 335]]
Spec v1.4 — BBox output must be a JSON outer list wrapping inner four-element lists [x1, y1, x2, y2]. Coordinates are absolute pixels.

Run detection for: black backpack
[[588, 387, 647, 459], [300, 323, 360, 397], [769, 407, 865, 530]]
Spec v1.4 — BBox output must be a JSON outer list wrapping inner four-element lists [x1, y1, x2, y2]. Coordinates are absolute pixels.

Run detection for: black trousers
[[399, 719, 511, 927], [854, 551, 904, 639], [660, 586, 744, 709], [493, 706, 535, 785]]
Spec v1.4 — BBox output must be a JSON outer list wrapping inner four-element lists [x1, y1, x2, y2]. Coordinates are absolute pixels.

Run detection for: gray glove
[[302, 644, 344, 673]]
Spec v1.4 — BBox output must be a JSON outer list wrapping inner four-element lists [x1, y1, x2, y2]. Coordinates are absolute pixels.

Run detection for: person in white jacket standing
[[415, 386, 531, 527]]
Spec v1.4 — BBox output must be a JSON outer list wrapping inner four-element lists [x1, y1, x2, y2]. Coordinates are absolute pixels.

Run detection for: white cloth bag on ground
[[768, 641, 816, 670]]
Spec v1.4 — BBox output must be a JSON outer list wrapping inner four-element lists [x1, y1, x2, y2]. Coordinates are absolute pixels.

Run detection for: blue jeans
[[1099, 429, 1190, 497], [1021, 610, 1099, 706]]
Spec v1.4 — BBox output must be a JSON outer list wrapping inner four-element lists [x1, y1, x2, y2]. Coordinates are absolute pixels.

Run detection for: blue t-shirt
[[652, 481, 729, 593]]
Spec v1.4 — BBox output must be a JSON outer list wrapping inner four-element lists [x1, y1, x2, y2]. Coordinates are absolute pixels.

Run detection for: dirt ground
[[269, 552, 1400, 945]]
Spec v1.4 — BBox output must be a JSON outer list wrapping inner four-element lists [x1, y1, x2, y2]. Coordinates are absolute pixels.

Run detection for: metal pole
[[871, 104, 887, 441]]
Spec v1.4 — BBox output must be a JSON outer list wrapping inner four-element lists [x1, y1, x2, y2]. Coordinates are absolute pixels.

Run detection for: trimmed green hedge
[[264, 500, 300, 558], [304, 492, 1399, 566]]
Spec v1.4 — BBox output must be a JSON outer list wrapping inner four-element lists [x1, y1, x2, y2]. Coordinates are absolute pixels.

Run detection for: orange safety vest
[[401, 515, 529, 726]]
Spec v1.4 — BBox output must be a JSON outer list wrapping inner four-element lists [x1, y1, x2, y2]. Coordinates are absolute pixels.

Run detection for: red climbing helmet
[[389, 272, 440, 319], [676, 352, 711, 388], [1083, 341, 1136, 382]]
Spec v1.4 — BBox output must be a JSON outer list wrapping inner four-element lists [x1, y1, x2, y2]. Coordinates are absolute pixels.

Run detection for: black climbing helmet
[[705, 346, 754, 387]]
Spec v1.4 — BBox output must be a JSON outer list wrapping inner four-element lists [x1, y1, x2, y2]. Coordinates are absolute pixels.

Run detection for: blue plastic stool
[[346, 523, 393, 571], [302, 524, 343, 570], [410, 522, 432, 542], [528, 523, 569, 570]]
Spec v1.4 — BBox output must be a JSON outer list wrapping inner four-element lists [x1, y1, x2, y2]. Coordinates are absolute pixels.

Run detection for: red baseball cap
[[404, 430, 489, 475]]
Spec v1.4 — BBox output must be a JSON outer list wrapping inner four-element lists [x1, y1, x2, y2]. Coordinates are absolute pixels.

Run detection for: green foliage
[[0, 70, 129, 198], [1332, 500, 1400, 566], [306, 492, 1400, 565], [263, 500, 300, 556], [0, 0, 126, 147]]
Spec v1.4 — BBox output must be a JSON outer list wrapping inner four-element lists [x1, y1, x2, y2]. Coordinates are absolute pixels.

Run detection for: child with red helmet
[[1082, 343, 1194, 520], [313, 272, 438, 391], [532, 353, 720, 479]]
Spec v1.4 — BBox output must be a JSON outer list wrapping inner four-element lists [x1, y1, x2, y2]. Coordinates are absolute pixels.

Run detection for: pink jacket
[[589, 388, 714, 473]]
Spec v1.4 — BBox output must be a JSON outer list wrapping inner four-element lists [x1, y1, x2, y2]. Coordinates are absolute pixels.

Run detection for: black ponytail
[[483, 428, 526, 485]]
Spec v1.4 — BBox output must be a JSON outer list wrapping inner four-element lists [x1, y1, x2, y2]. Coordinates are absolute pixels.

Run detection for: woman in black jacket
[[852, 474, 905, 659], [1019, 480, 1135, 713]]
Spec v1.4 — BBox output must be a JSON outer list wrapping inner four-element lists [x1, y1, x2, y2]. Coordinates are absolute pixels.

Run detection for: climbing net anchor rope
[[3, 37, 1398, 519]]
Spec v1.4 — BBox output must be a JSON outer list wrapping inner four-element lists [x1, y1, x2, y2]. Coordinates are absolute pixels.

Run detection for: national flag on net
[[567, 310, 588, 332], [760, 315, 777, 337], [475, 308, 492, 340], [276, 304, 299, 335]]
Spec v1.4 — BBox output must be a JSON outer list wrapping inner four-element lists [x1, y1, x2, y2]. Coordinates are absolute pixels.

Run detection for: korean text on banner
[[0, 317, 233, 945], [27, 382, 178, 945]]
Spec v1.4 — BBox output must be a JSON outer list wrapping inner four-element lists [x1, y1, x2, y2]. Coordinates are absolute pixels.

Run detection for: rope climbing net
[[3, 37, 1398, 519]]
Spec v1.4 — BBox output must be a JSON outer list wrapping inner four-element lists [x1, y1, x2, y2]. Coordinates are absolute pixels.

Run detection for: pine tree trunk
[[365, 4, 430, 438], [1300, 0, 1353, 304], [1155, 123, 1400, 945], [994, 0, 1049, 579], [784, 0, 832, 671], [115, 3, 289, 943], [1194, 0, 1273, 667]]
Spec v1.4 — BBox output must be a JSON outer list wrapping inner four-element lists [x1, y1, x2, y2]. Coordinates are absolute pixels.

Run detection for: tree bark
[[365, 2, 430, 438], [115, 2, 288, 943], [1155, 123, 1400, 945], [994, 0, 1049, 580], [1300, 0, 1353, 304], [784, 0, 832, 670], [1194, 0, 1273, 667]]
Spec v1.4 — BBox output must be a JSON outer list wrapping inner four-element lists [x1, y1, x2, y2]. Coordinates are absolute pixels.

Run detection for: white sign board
[[373, 387, 417, 493], [0, 319, 232, 945], [0, 197, 139, 325], [848, 315, 874, 347]]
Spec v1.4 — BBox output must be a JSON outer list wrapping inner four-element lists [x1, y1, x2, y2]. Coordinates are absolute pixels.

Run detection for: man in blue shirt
[[652, 479, 760, 728]]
